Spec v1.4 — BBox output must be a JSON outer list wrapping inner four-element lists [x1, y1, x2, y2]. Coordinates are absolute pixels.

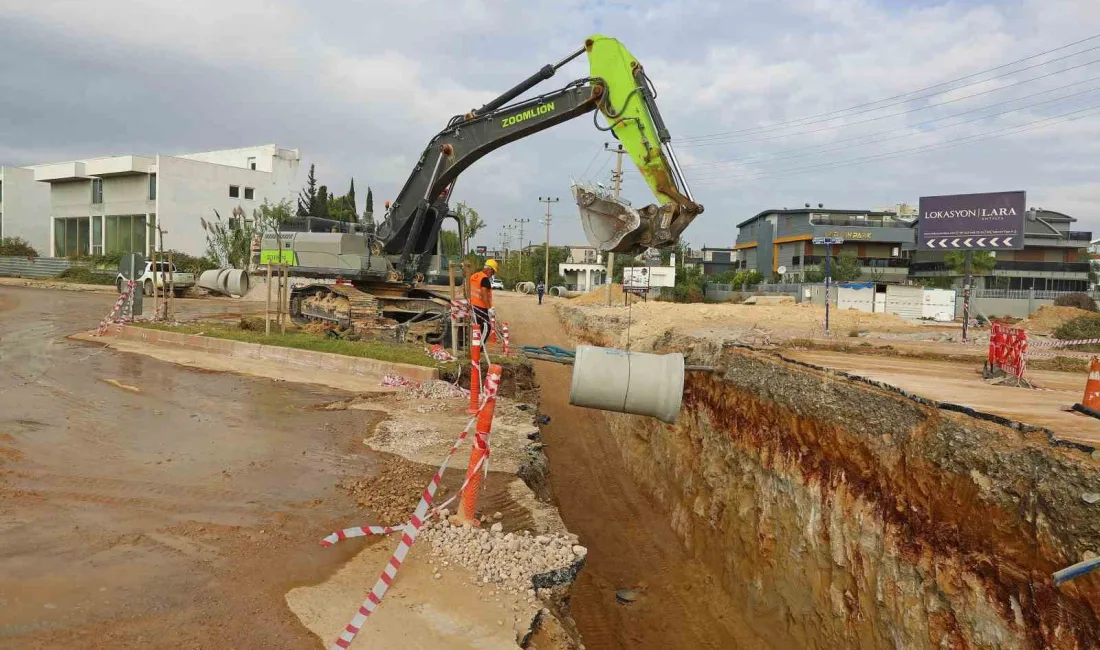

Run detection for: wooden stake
[[265, 264, 272, 336]]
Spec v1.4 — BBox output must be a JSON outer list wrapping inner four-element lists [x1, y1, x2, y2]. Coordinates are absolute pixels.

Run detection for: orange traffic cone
[[1083, 357, 1100, 411]]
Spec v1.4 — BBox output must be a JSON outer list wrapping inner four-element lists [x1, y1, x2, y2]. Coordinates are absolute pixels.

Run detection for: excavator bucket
[[576, 35, 703, 254]]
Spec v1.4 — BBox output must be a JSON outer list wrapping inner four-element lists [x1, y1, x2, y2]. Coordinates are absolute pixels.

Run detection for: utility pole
[[962, 250, 974, 343], [503, 224, 516, 262], [539, 197, 559, 288], [514, 218, 530, 257], [605, 142, 624, 305]]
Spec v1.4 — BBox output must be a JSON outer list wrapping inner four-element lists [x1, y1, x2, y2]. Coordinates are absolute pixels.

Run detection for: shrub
[[57, 267, 116, 285], [1054, 315, 1100, 341], [0, 236, 38, 257], [1053, 292, 1098, 312], [165, 250, 218, 274]]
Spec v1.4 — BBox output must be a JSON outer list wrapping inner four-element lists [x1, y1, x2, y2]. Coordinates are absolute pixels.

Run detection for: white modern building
[[13, 145, 300, 258], [0, 166, 51, 252]]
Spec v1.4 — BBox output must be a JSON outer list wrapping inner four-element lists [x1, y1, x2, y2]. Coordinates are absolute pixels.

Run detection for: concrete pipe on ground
[[198, 268, 250, 297], [549, 285, 568, 297], [516, 281, 535, 294], [568, 345, 685, 424]]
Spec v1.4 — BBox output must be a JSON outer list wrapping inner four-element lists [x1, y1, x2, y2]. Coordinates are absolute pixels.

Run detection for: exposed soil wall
[[558, 304, 1100, 649]]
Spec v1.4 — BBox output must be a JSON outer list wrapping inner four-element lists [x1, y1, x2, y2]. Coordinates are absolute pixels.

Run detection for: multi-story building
[[18, 145, 300, 258], [698, 247, 738, 276], [557, 244, 606, 291], [0, 166, 51, 252], [734, 207, 915, 282], [909, 209, 1091, 291]]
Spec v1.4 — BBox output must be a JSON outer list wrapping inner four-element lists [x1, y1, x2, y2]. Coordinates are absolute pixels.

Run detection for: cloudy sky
[[2, 0, 1100, 250]]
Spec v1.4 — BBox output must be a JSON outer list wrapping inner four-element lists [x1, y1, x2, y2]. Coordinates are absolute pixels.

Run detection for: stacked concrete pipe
[[198, 268, 251, 297]]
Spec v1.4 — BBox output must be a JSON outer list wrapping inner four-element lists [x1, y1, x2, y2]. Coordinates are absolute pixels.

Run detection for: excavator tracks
[[290, 282, 451, 345]]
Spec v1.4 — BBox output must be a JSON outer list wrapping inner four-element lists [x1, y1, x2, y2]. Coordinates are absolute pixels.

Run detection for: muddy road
[[0, 288, 379, 648], [498, 293, 772, 650]]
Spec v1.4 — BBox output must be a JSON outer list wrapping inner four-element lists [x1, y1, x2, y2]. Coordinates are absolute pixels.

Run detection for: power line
[[678, 33, 1100, 142], [663, 79, 1100, 172], [689, 102, 1100, 184], [678, 55, 1100, 149]]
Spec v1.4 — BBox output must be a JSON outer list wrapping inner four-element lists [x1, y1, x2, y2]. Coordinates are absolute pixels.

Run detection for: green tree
[[346, 178, 356, 217], [802, 265, 825, 283], [0, 236, 38, 257], [439, 230, 462, 256], [202, 206, 255, 269], [363, 187, 375, 230], [297, 164, 318, 216], [316, 186, 331, 219], [832, 250, 863, 282], [945, 250, 997, 276], [455, 202, 485, 254]]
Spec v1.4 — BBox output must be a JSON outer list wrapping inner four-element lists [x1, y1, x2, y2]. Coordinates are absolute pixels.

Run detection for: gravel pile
[[421, 510, 587, 599]]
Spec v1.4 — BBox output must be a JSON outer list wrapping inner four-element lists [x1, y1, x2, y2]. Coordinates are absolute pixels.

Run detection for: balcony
[[808, 218, 912, 228], [911, 261, 1090, 274], [802, 256, 910, 268]]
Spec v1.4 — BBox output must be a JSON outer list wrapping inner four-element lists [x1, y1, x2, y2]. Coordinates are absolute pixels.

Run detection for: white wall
[[156, 153, 300, 256], [0, 167, 51, 254]]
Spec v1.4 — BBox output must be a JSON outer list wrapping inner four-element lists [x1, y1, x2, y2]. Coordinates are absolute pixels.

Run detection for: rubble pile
[[421, 510, 587, 599]]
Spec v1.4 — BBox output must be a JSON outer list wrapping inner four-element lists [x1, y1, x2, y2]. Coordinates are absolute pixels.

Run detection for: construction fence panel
[[885, 284, 923, 319], [0, 256, 88, 279], [837, 287, 874, 313]]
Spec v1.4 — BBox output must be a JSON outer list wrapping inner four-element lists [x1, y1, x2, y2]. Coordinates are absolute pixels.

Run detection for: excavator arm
[[374, 35, 702, 278]]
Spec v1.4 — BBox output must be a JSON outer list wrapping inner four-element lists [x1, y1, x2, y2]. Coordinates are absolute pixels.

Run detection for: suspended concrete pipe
[[568, 345, 685, 425], [198, 268, 250, 297]]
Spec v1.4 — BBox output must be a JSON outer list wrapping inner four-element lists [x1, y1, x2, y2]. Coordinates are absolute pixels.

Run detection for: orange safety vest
[[469, 270, 493, 308]]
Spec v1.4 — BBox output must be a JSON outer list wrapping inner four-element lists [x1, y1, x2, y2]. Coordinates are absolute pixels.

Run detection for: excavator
[[262, 34, 702, 345]]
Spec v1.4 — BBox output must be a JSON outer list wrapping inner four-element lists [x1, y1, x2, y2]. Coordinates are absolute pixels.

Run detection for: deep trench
[[553, 306, 1100, 650]]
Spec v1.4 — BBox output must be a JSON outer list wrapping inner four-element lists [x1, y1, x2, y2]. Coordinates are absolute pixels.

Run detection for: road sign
[[812, 237, 845, 245], [918, 191, 1025, 250]]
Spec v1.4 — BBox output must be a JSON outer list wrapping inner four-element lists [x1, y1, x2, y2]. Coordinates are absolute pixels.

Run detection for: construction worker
[[536, 281, 545, 305], [469, 259, 498, 343]]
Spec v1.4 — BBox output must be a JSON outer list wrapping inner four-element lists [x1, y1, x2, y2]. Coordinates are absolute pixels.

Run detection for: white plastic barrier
[[568, 345, 685, 424]]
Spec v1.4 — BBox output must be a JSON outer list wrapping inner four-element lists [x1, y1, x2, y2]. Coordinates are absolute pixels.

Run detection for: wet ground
[[0, 287, 380, 648]]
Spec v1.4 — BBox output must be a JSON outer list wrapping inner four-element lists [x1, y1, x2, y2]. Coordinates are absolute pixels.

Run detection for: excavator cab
[[574, 35, 703, 253]]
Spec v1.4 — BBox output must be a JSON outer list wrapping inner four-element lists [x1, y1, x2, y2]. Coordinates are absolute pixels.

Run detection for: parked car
[[116, 260, 196, 297], [490, 277, 504, 290]]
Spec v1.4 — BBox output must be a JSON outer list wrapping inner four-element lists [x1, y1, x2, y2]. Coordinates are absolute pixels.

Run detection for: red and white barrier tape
[[96, 281, 136, 336], [427, 344, 456, 363], [450, 299, 470, 320], [502, 323, 510, 355], [321, 373, 500, 649], [1030, 337, 1100, 349]]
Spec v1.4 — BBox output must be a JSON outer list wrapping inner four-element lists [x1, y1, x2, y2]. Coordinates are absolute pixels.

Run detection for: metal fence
[[971, 288, 1100, 300], [0, 256, 89, 279]]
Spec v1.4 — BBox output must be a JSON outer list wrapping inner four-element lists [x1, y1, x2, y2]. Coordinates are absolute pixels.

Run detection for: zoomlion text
[[501, 102, 555, 128]]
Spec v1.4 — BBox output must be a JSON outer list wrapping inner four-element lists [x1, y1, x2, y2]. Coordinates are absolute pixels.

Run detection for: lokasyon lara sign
[[918, 190, 1026, 250]]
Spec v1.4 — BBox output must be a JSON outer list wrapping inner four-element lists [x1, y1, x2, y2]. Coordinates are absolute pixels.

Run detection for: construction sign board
[[918, 191, 1025, 250]]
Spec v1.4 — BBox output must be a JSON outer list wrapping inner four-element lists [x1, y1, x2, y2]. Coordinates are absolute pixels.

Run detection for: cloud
[[1, 0, 1100, 250]]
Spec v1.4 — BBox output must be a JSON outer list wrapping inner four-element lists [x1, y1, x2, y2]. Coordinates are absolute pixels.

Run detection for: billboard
[[918, 191, 1025, 250], [623, 267, 652, 290], [475, 246, 487, 255]]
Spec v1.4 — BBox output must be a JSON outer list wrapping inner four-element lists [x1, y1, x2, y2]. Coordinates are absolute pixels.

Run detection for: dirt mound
[[568, 283, 640, 306], [1017, 305, 1094, 335]]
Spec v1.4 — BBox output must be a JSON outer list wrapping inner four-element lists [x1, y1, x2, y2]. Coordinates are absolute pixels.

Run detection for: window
[[148, 173, 157, 201], [792, 256, 801, 266], [247, 157, 257, 170], [53, 217, 91, 257], [104, 215, 148, 255], [92, 216, 103, 255], [91, 178, 103, 204], [229, 185, 240, 198], [244, 187, 254, 200]]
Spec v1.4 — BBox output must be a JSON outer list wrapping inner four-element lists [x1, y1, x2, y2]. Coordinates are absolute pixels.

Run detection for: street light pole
[[539, 197, 558, 288]]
